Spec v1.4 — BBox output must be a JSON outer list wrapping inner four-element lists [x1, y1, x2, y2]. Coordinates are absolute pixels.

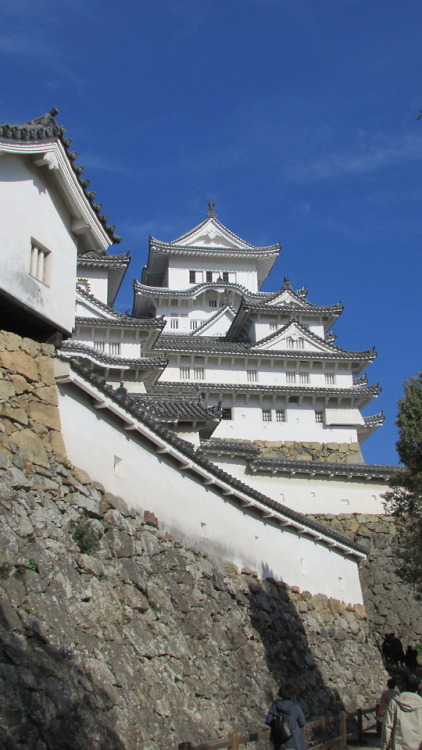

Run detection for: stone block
[[36, 355, 55, 384], [101, 492, 132, 517], [46, 430, 67, 456], [31, 385, 58, 406], [0, 350, 38, 381], [326, 442, 339, 450], [144, 510, 159, 528], [1, 404, 28, 426], [27, 402, 61, 431], [8, 429, 49, 466], [0, 380, 16, 403]]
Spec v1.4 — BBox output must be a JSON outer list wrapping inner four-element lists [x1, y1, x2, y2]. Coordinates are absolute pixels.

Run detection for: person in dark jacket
[[266, 683, 307, 750]]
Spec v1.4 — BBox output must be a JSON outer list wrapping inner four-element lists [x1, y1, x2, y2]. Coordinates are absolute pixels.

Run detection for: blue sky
[[1, 0, 421, 465]]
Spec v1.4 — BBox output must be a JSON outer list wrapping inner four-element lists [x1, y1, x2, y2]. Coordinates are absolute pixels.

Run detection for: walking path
[[349, 729, 381, 749]]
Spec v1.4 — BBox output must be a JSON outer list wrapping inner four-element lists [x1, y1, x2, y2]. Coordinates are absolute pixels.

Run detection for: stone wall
[[253, 440, 363, 464], [0, 331, 387, 749], [308, 514, 422, 648]]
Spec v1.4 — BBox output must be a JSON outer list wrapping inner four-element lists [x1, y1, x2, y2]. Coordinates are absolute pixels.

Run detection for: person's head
[[387, 678, 396, 690], [278, 682, 298, 700], [402, 674, 422, 693]]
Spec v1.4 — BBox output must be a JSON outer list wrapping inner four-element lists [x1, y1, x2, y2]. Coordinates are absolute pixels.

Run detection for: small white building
[[0, 109, 119, 340]]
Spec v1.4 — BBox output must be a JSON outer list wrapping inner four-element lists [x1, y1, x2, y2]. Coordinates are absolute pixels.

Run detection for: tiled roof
[[129, 394, 221, 423], [150, 237, 280, 256], [62, 358, 369, 558], [134, 279, 272, 302], [78, 250, 130, 268], [248, 455, 398, 482], [154, 380, 381, 406], [60, 342, 168, 369], [0, 109, 120, 243], [75, 315, 165, 330], [156, 334, 376, 362]]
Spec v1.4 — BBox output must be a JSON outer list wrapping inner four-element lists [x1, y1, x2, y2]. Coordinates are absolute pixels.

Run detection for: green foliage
[[71, 517, 100, 555], [28, 559, 38, 572], [384, 374, 422, 598]]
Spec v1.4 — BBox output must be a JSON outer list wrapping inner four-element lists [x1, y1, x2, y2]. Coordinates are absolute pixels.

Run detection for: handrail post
[[229, 732, 240, 749], [320, 714, 326, 748], [357, 707, 364, 743], [339, 710, 347, 750]]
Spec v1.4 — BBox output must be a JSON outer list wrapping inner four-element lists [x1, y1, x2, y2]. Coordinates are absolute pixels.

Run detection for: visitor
[[381, 674, 422, 750], [404, 645, 418, 670], [376, 678, 399, 736], [389, 633, 405, 668], [266, 682, 307, 750]]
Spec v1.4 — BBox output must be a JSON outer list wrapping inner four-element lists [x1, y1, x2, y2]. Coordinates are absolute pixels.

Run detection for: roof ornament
[[207, 201, 216, 218], [282, 276, 292, 290]]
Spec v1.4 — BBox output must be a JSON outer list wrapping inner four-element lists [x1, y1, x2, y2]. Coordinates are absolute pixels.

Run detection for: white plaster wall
[[210, 405, 358, 443], [0, 154, 76, 333], [74, 327, 142, 358], [57, 383, 364, 603], [210, 456, 387, 515], [80, 269, 109, 304], [167, 257, 259, 292]]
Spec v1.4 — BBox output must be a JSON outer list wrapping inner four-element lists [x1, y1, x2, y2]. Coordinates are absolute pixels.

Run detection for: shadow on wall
[[0, 601, 126, 750], [246, 567, 344, 723]]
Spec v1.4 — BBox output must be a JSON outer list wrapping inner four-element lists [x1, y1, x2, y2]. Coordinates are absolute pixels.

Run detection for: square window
[[170, 318, 179, 329], [247, 369, 258, 382], [194, 367, 204, 380], [189, 270, 196, 283], [206, 271, 213, 282], [109, 342, 121, 356], [209, 299, 217, 308], [30, 243, 51, 285], [171, 298, 178, 306], [222, 408, 232, 420], [286, 371, 296, 384], [315, 410, 323, 423], [180, 366, 190, 379], [93, 341, 105, 352], [262, 409, 272, 422], [190, 320, 199, 330], [299, 371, 309, 384], [222, 272, 229, 282], [276, 410, 286, 422], [325, 372, 335, 385]]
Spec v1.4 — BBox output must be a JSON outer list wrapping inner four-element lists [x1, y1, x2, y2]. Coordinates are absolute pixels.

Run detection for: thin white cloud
[[289, 133, 422, 181]]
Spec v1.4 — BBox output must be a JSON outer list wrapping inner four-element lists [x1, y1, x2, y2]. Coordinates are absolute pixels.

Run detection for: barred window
[[222, 272, 229, 282], [299, 371, 309, 384], [325, 372, 335, 385], [222, 408, 232, 420], [170, 318, 179, 329], [209, 299, 217, 308], [276, 410, 286, 422], [315, 411, 323, 423], [287, 337, 294, 348], [286, 371, 296, 383], [180, 366, 190, 379], [189, 270, 196, 283], [262, 409, 272, 422], [109, 342, 121, 356], [30, 243, 51, 285], [297, 337, 304, 349], [247, 369, 258, 382], [270, 321, 278, 330], [193, 367, 204, 380], [93, 341, 105, 352], [206, 271, 213, 282], [190, 320, 199, 330]]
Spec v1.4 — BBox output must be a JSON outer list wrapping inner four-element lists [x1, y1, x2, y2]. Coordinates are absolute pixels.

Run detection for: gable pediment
[[254, 321, 332, 353], [172, 218, 253, 250], [194, 307, 235, 337], [75, 291, 119, 321], [267, 289, 309, 308]]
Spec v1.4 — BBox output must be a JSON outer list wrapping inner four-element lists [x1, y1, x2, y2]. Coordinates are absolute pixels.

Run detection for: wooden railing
[[178, 704, 377, 750]]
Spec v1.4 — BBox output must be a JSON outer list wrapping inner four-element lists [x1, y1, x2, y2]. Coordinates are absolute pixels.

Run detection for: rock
[[7, 429, 49, 466]]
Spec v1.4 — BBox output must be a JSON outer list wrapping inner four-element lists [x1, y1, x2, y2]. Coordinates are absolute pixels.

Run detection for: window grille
[[189, 270, 196, 283], [222, 272, 229, 282], [209, 299, 217, 308], [286, 371, 296, 383], [180, 366, 190, 379], [193, 367, 204, 380], [315, 411, 323, 423], [170, 318, 179, 329], [270, 321, 278, 330], [170, 298, 178, 306], [325, 372, 335, 385], [287, 337, 294, 348], [30, 244, 51, 285], [297, 337, 304, 349], [109, 342, 121, 356], [222, 408, 232, 420], [93, 341, 105, 352], [190, 320, 199, 330], [206, 271, 213, 282], [262, 409, 272, 422], [299, 371, 309, 384], [276, 410, 286, 422], [247, 369, 258, 382]]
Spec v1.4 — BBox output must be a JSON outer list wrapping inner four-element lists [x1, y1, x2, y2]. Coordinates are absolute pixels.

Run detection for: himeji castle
[[66, 203, 392, 515]]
